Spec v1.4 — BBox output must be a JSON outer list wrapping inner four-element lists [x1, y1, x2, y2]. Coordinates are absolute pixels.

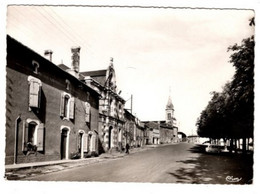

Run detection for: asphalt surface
[[23, 143, 253, 184]]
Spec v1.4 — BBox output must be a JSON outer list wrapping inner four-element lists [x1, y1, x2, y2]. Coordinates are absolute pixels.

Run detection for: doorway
[[61, 128, 68, 159], [108, 126, 113, 149]]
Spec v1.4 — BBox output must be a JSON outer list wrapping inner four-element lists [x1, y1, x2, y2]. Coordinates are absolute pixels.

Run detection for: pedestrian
[[126, 143, 130, 154]]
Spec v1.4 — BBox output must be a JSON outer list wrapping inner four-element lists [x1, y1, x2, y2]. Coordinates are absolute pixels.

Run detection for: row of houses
[[5, 35, 178, 165]]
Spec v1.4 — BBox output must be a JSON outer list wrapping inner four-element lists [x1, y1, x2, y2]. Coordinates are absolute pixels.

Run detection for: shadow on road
[[168, 144, 253, 184]]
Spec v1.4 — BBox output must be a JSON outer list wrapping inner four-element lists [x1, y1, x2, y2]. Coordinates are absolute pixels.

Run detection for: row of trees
[[196, 18, 254, 153]]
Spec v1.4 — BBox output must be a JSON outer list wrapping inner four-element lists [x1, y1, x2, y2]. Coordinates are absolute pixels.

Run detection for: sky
[[6, 5, 254, 136]]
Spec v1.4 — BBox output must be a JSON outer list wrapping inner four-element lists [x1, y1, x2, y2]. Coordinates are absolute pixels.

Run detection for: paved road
[[25, 143, 253, 184]]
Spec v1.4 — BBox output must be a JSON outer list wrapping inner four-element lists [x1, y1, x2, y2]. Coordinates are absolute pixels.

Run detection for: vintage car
[[205, 144, 224, 153]]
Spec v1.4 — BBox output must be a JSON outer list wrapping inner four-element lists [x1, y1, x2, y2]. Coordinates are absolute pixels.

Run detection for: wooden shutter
[[29, 81, 40, 108], [69, 97, 75, 119], [22, 121, 28, 151], [91, 134, 96, 152], [83, 134, 88, 152], [85, 102, 90, 123], [37, 123, 44, 151], [60, 93, 65, 117]]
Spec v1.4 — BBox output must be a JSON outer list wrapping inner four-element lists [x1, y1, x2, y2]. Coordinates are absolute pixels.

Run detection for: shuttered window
[[37, 123, 44, 151], [69, 97, 75, 119], [22, 119, 45, 152], [83, 134, 89, 152], [60, 92, 74, 120], [85, 102, 91, 123], [28, 76, 42, 109]]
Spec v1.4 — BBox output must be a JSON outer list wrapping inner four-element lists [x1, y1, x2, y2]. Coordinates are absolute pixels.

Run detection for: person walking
[[125, 143, 130, 154]]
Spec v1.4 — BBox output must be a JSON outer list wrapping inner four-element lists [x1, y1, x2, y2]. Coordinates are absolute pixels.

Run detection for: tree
[[196, 18, 254, 153]]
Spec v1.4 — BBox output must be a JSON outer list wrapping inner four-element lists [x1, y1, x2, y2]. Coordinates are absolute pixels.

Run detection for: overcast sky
[[6, 6, 254, 135]]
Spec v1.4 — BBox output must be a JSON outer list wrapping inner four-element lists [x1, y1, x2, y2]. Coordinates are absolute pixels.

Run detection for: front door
[[61, 129, 68, 159]]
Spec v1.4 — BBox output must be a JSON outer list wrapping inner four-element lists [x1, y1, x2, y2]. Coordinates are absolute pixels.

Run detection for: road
[[25, 143, 253, 184]]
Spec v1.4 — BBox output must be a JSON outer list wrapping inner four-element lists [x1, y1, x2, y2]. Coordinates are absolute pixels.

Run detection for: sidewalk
[[4, 144, 162, 180]]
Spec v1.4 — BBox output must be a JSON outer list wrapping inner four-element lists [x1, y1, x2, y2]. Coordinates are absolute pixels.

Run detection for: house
[[142, 95, 178, 145], [6, 35, 100, 165], [143, 121, 160, 145], [80, 58, 126, 153]]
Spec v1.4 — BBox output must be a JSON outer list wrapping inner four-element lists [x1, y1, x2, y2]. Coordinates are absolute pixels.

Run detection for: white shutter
[[29, 81, 40, 108], [69, 97, 75, 119], [83, 134, 89, 152], [85, 102, 90, 123], [37, 123, 44, 151], [60, 93, 65, 117]]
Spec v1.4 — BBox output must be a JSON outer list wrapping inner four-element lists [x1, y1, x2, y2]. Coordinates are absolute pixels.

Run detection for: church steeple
[[165, 94, 174, 125]]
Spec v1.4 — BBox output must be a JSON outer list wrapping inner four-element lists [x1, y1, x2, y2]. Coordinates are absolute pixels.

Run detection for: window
[[22, 119, 44, 152], [65, 79, 70, 90], [60, 92, 75, 119], [85, 102, 91, 123], [28, 76, 42, 110], [32, 60, 40, 74], [167, 113, 171, 120]]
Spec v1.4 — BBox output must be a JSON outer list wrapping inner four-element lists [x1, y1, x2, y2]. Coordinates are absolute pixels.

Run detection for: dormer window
[[32, 60, 40, 74], [65, 79, 70, 90]]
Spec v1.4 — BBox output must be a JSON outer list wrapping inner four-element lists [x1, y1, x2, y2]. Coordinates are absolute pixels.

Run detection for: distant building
[[80, 58, 125, 153], [6, 36, 100, 165], [178, 132, 187, 142], [143, 121, 160, 145], [142, 95, 178, 145]]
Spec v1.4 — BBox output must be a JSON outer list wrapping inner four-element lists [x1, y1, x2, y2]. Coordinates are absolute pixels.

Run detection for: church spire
[[166, 95, 174, 110]]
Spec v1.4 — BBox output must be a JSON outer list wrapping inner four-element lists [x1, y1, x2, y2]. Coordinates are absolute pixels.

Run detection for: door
[[61, 129, 68, 159]]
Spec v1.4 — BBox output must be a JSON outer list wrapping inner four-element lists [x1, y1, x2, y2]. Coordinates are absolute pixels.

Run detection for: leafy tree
[[196, 18, 254, 153]]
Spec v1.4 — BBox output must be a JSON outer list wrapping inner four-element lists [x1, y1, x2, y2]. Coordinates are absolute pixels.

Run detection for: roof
[[58, 64, 70, 71], [7, 35, 101, 98], [166, 96, 174, 110], [81, 70, 107, 86], [143, 121, 159, 129], [81, 70, 107, 77]]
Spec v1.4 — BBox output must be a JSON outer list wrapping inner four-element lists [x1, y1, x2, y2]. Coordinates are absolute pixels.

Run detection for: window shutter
[[22, 121, 29, 151], [85, 102, 90, 123], [83, 134, 88, 152], [37, 123, 44, 151], [91, 134, 96, 152], [29, 81, 40, 108], [69, 97, 75, 119], [38, 86, 42, 109], [60, 93, 65, 117]]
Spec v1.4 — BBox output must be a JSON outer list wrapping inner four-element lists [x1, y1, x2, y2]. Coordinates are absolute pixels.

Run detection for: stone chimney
[[71, 46, 81, 73]]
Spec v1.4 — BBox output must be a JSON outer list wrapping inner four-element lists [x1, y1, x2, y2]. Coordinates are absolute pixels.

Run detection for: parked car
[[205, 144, 224, 153]]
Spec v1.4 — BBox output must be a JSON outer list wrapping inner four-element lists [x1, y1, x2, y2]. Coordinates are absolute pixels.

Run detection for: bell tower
[[165, 95, 174, 125]]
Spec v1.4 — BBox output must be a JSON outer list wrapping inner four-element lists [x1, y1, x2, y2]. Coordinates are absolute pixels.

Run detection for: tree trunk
[[242, 137, 247, 154]]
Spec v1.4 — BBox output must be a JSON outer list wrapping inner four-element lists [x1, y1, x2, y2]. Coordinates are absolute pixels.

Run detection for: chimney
[[71, 47, 81, 73]]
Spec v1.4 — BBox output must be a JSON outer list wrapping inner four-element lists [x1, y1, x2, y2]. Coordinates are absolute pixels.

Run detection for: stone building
[[6, 36, 100, 165], [143, 121, 160, 145], [142, 95, 178, 145], [80, 58, 125, 153]]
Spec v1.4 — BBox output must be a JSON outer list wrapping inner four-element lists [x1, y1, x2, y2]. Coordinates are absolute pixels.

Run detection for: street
[[24, 143, 253, 184]]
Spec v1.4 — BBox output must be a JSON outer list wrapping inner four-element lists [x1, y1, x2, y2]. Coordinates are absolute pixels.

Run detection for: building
[[143, 121, 160, 145], [6, 36, 100, 165], [178, 131, 187, 142], [142, 95, 178, 145], [80, 58, 125, 153]]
